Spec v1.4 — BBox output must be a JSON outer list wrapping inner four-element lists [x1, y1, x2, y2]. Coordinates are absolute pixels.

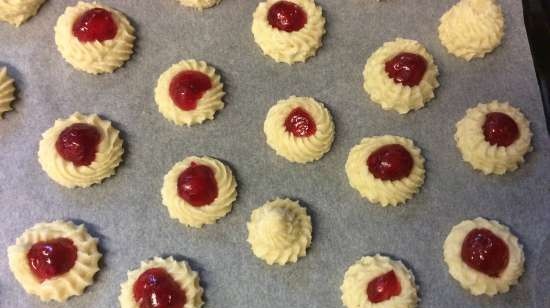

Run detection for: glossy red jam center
[[133, 268, 186, 308], [267, 1, 307, 32], [385, 52, 428, 87], [72, 8, 118, 43], [482, 112, 519, 147], [177, 162, 218, 207], [55, 123, 101, 166], [366, 270, 402, 303], [169, 71, 212, 111], [367, 144, 413, 181], [461, 228, 509, 277], [284, 107, 316, 137], [27, 238, 77, 281]]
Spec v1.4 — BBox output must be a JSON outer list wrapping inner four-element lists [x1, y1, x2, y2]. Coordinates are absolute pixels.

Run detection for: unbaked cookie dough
[[38, 112, 124, 188], [0, 0, 46, 27], [0, 67, 16, 118], [155, 59, 225, 126], [247, 198, 312, 265], [363, 38, 439, 114], [7, 220, 101, 302], [455, 101, 532, 175], [119, 257, 203, 308], [345, 135, 425, 206], [341, 254, 418, 308], [54, 1, 135, 74], [161, 156, 237, 228], [251, 0, 326, 64], [438, 0, 505, 61], [178, 0, 221, 10], [264, 96, 335, 163], [443, 217, 524, 296]]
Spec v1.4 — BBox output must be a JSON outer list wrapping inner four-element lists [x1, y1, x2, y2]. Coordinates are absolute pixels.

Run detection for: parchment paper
[[0, 1, 549, 307]]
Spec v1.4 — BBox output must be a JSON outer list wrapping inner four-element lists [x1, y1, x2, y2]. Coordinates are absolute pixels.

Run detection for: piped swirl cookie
[[0, 0, 46, 27], [119, 257, 204, 308], [264, 96, 335, 163], [341, 255, 419, 308], [455, 101, 532, 175], [7, 220, 101, 302], [161, 156, 237, 228], [252, 0, 325, 64], [54, 1, 135, 74], [155, 60, 225, 126], [0, 67, 16, 118], [178, 0, 221, 10], [345, 135, 425, 206], [363, 38, 439, 114], [439, 0, 505, 61], [443, 217, 524, 296], [247, 198, 312, 265], [38, 112, 124, 188]]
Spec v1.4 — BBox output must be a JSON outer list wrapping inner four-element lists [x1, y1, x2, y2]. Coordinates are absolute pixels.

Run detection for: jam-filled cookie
[[178, 0, 221, 10], [54, 1, 135, 74], [0, 67, 16, 118], [264, 96, 335, 163], [0, 0, 46, 27], [7, 220, 101, 302], [37, 112, 124, 188]]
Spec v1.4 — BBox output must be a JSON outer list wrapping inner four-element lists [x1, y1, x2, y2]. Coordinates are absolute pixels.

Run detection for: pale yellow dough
[[119, 257, 204, 308], [341, 255, 418, 308], [0, 0, 46, 26], [251, 0, 325, 64], [161, 156, 237, 228], [247, 198, 312, 265], [178, 0, 220, 10], [54, 1, 135, 74], [438, 0, 505, 61], [38, 112, 124, 188], [155, 59, 225, 126], [363, 38, 439, 114], [7, 220, 101, 302], [345, 135, 425, 206], [443, 217, 524, 296], [264, 96, 335, 163], [455, 101, 532, 175], [0, 67, 16, 118]]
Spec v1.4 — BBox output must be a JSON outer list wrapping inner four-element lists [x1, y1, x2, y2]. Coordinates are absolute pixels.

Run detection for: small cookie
[[247, 198, 312, 265], [345, 135, 425, 206], [341, 254, 418, 308], [161, 156, 237, 228], [0, 0, 46, 27], [54, 1, 135, 74], [0, 67, 16, 118], [455, 101, 532, 175], [264, 96, 335, 163], [119, 257, 203, 308], [443, 217, 525, 296], [7, 220, 101, 302], [155, 59, 225, 126], [38, 112, 124, 188], [363, 38, 439, 114], [178, 0, 221, 10], [251, 0, 325, 64], [439, 0, 504, 61]]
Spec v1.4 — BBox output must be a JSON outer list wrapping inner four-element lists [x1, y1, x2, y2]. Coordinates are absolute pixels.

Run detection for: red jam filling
[[482, 112, 520, 147], [284, 107, 316, 137], [72, 8, 118, 43], [27, 238, 77, 281], [267, 1, 307, 32], [133, 268, 186, 308], [461, 228, 510, 277], [385, 52, 428, 87], [169, 71, 212, 111], [177, 162, 218, 207], [366, 270, 402, 303], [55, 123, 101, 166], [367, 144, 414, 181]]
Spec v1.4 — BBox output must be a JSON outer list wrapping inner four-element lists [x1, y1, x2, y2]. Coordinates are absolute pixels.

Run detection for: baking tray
[[0, 0, 549, 307]]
